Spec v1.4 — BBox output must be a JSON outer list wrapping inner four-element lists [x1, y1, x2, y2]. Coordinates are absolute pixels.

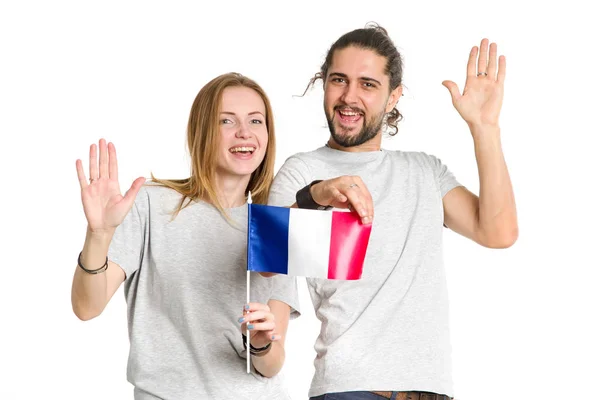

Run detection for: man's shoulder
[[277, 147, 328, 172], [384, 148, 437, 160], [283, 147, 327, 162]]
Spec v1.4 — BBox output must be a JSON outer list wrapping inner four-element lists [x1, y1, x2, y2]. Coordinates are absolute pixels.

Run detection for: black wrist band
[[242, 333, 272, 356], [78, 251, 109, 274], [295, 180, 332, 210]]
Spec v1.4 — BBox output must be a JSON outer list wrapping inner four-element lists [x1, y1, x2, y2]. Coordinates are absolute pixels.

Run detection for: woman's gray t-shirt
[[108, 184, 300, 400]]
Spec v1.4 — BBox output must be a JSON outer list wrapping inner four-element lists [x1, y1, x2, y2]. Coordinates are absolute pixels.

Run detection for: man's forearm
[[472, 125, 518, 247]]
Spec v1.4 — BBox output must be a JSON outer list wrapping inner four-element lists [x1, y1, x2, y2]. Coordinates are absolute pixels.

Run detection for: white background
[[1, 1, 599, 399]]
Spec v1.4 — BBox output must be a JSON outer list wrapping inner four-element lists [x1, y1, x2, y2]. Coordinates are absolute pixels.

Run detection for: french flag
[[247, 204, 372, 279]]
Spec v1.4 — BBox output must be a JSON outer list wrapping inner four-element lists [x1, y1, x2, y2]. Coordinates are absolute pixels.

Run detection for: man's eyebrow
[[329, 72, 381, 86]]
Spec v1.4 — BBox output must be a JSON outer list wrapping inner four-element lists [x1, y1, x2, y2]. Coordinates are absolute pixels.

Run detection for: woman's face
[[216, 86, 269, 179]]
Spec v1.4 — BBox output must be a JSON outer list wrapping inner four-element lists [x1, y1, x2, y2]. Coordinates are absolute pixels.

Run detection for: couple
[[71, 24, 518, 400]]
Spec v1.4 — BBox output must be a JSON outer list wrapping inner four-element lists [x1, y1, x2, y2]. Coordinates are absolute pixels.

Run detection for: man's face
[[323, 46, 401, 148]]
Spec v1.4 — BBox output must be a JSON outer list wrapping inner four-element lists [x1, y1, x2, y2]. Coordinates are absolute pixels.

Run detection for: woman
[[71, 73, 300, 399]]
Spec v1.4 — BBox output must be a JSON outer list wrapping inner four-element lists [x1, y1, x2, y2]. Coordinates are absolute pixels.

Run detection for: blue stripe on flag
[[247, 204, 289, 274]]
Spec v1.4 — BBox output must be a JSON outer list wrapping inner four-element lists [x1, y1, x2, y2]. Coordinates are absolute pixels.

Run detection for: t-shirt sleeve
[[427, 154, 462, 198], [107, 187, 150, 280], [269, 274, 301, 320], [268, 155, 312, 207]]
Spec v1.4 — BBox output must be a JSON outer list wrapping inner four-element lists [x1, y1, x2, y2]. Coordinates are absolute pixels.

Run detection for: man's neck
[[326, 134, 382, 152]]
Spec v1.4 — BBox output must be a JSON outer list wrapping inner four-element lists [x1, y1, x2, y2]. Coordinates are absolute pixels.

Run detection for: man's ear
[[385, 86, 402, 113]]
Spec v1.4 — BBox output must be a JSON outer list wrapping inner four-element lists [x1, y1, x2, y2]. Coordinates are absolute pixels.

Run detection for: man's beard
[[326, 105, 386, 148]]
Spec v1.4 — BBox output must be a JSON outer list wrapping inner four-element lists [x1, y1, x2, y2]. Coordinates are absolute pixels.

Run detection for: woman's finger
[[89, 143, 98, 181], [76, 159, 88, 190], [98, 138, 109, 178], [108, 142, 118, 180], [246, 321, 276, 332], [241, 310, 273, 323], [269, 333, 281, 341], [244, 302, 270, 313]]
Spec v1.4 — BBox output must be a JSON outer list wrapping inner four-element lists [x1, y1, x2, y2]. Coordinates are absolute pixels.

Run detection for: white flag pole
[[246, 191, 252, 374], [246, 270, 250, 373]]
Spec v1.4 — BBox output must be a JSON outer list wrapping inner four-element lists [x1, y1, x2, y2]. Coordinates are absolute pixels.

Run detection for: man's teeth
[[230, 147, 255, 153], [339, 110, 360, 116]]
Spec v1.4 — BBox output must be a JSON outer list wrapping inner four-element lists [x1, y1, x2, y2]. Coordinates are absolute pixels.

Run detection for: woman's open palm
[[75, 139, 145, 234]]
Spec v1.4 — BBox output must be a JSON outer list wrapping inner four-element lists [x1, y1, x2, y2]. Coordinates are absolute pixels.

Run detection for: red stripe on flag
[[327, 211, 372, 280]]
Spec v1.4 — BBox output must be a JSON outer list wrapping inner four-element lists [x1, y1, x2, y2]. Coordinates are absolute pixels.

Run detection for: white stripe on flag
[[288, 208, 332, 279]]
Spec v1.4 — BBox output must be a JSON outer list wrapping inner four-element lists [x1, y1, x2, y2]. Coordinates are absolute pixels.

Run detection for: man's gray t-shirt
[[268, 146, 461, 398], [108, 183, 300, 400]]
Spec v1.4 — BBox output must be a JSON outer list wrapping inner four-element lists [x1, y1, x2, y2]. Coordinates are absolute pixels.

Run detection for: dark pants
[[310, 392, 451, 400], [310, 392, 401, 400]]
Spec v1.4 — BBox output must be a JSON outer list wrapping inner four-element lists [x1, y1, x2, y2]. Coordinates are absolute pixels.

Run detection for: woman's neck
[[214, 173, 252, 208]]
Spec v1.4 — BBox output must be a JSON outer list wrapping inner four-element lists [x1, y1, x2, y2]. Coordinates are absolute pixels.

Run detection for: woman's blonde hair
[[151, 72, 276, 217]]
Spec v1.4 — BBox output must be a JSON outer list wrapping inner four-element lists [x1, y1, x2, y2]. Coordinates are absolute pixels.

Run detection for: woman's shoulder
[[132, 180, 185, 210]]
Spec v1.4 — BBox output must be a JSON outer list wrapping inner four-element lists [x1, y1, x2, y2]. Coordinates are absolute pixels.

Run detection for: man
[[268, 24, 518, 400]]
